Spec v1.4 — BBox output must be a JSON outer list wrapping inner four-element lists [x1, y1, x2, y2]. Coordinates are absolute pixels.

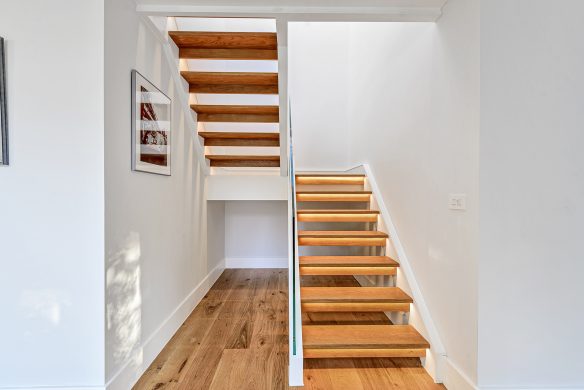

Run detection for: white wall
[[347, 1, 480, 386], [289, 1, 479, 385], [0, 0, 105, 387], [225, 201, 288, 268], [479, 1, 584, 388], [104, 1, 222, 388], [289, 23, 352, 172]]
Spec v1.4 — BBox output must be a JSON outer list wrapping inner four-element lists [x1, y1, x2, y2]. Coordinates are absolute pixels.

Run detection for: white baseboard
[[105, 261, 225, 390], [288, 355, 304, 387], [444, 359, 478, 390], [225, 257, 288, 269], [481, 387, 584, 390]]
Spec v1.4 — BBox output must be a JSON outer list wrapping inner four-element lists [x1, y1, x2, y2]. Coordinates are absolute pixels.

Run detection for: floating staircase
[[169, 28, 281, 169], [296, 173, 429, 359]]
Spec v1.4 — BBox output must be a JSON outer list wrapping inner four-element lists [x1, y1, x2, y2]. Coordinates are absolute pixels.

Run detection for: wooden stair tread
[[297, 209, 379, 214], [296, 174, 365, 185], [303, 325, 430, 350], [299, 256, 398, 267], [169, 31, 277, 49], [193, 104, 279, 123], [205, 155, 280, 168], [177, 48, 277, 60], [192, 105, 279, 115], [182, 71, 278, 85], [199, 132, 279, 147], [298, 231, 388, 246], [301, 287, 412, 303], [296, 191, 372, 194], [297, 209, 379, 222], [298, 231, 388, 238], [296, 174, 365, 177], [182, 72, 278, 94], [296, 191, 372, 203]]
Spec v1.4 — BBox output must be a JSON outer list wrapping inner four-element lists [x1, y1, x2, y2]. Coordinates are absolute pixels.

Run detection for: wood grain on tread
[[199, 132, 279, 147], [169, 31, 277, 49], [299, 238, 387, 247], [296, 175, 365, 185], [302, 287, 411, 302], [303, 324, 430, 350], [296, 174, 366, 177], [178, 47, 278, 60], [297, 209, 380, 214], [192, 104, 279, 123], [296, 191, 372, 202], [300, 256, 398, 267], [205, 155, 280, 167], [299, 256, 398, 276], [299, 231, 388, 238], [303, 348, 427, 359], [301, 287, 412, 312], [182, 71, 278, 94], [298, 231, 387, 246], [300, 266, 396, 276], [297, 209, 379, 222]]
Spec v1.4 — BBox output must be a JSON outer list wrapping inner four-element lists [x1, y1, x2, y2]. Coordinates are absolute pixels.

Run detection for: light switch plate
[[449, 193, 467, 210]]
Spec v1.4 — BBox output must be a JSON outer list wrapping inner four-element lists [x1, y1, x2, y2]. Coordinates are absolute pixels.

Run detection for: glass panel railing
[[288, 100, 303, 386]]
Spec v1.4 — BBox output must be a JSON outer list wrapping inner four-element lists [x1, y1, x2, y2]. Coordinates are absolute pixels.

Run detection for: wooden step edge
[[298, 231, 388, 238], [191, 104, 280, 114], [297, 210, 379, 214], [168, 31, 278, 50], [298, 237, 386, 246], [303, 348, 426, 359], [205, 155, 280, 168], [296, 174, 366, 177], [181, 71, 279, 81], [300, 287, 412, 300], [302, 325, 430, 351], [297, 214, 378, 222], [296, 191, 372, 194], [299, 256, 398, 265], [301, 302, 411, 312], [178, 48, 278, 60], [299, 266, 397, 276], [189, 84, 279, 94], [199, 132, 280, 147], [199, 132, 280, 139]]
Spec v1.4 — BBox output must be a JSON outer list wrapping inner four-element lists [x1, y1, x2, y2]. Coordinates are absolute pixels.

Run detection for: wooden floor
[[133, 269, 445, 390]]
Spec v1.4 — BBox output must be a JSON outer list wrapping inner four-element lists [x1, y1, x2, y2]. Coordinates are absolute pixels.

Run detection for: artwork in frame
[[0, 36, 8, 165], [131, 69, 171, 175]]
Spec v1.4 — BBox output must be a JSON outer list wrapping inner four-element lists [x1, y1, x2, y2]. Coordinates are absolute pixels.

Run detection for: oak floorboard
[[133, 269, 445, 390]]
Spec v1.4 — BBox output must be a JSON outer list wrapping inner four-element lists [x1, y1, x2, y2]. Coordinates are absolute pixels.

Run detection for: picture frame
[[131, 69, 171, 176], [1, 36, 8, 166]]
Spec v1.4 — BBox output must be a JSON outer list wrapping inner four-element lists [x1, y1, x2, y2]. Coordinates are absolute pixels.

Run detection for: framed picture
[[0, 37, 8, 165], [131, 69, 171, 175]]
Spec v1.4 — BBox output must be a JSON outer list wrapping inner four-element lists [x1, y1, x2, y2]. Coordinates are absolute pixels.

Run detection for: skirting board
[[225, 257, 288, 269], [481, 387, 584, 390], [105, 261, 225, 390]]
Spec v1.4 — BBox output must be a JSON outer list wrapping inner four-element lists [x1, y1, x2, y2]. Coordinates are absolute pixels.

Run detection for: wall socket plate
[[449, 193, 467, 210]]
